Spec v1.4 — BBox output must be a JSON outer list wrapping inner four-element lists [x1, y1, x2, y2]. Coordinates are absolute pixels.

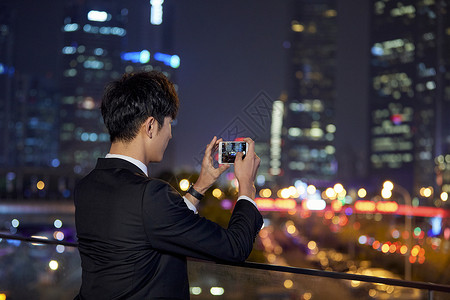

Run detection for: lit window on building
[[374, 1, 385, 15], [87, 10, 110, 22], [63, 69, 77, 77], [63, 23, 79, 32], [62, 46, 77, 54], [288, 127, 302, 137], [390, 4, 415, 18], [83, 59, 104, 69], [94, 48, 104, 56], [291, 21, 304, 32]]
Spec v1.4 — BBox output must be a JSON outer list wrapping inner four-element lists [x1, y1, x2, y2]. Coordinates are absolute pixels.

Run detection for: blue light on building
[[0, 63, 14, 76], [121, 50, 151, 64], [154, 52, 180, 68], [121, 50, 179, 68]]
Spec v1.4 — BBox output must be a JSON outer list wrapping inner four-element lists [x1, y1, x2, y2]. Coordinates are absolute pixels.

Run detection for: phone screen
[[219, 141, 247, 164]]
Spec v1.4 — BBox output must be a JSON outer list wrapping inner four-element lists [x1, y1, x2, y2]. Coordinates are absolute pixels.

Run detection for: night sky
[[7, 0, 370, 176]]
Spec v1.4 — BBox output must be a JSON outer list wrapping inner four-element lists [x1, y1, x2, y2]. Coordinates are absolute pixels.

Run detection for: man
[[74, 71, 263, 299]]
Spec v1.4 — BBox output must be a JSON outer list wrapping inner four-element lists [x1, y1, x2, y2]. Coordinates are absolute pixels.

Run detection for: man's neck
[[109, 140, 148, 165]]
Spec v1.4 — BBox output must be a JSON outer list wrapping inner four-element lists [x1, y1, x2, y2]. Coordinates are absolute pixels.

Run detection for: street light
[[358, 188, 367, 198], [179, 179, 190, 191], [383, 180, 394, 191], [381, 189, 392, 199], [334, 183, 344, 194], [382, 180, 412, 281]]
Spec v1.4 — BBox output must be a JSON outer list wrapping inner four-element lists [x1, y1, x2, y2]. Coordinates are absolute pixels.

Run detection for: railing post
[[428, 289, 434, 300]]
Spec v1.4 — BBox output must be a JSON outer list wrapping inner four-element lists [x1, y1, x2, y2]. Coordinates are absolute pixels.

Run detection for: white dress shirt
[[105, 154, 258, 213]]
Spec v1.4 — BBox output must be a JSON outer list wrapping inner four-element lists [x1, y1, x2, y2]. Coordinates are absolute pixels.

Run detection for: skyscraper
[[12, 74, 60, 167], [59, 0, 179, 176], [282, 0, 338, 187], [59, 1, 129, 174], [369, 0, 450, 203], [0, 4, 14, 167], [0, 3, 70, 200]]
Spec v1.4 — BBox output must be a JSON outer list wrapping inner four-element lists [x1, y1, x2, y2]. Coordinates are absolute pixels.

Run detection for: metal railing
[[1, 233, 450, 299]]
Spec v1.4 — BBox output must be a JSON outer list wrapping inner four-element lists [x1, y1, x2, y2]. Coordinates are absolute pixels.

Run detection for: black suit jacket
[[74, 158, 263, 299]]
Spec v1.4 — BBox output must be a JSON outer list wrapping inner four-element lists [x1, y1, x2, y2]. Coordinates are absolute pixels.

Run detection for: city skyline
[[2, 0, 369, 179]]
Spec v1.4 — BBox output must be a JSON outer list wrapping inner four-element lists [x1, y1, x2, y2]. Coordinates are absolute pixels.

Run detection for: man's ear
[[143, 117, 155, 139]]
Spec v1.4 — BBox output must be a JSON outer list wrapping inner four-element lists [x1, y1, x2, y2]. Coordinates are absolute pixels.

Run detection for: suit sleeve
[[142, 179, 263, 262]]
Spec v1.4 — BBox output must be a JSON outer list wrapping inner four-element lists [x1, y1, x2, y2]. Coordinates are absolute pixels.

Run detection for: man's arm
[[142, 179, 263, 262]]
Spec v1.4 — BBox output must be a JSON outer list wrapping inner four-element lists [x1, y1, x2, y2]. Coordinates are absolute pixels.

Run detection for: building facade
[[59, 0, 179, 175], [369, 0, 450, 205], [59, 1, 129, 174], [282, 0, 338, 188], [0, 4, 15, 167]]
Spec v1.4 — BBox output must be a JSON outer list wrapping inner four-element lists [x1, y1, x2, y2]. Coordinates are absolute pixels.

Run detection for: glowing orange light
[[324, 211, 334, 220], [418, 248, 425, 257], [300, 210, 311, 219], [332, 216, 340, 225], [339, 215, 348, 226], [381, 243, 390, 253], [376, 201, 399, 212], [418, 256, 425, 264], [411, 246, 420, 257], [255, 198, 274, 210], [422, 187, 433, 198], [419, 231, 425, 239], [355, 200, 376, 212], [400, 245, 408, 255], [274, 199, 297, 210], [331, 200, 343, 211], [307, 241, 317, 250], [409, 255, 417, 264], [372, 241, 380, 250], [36, 180, 45, 190], [389, 244, 397, 253], [357, 188, 367, 198], [284, 279, 294, 289], [259, 230, 268, 239], [255, 198, 297, 211], [402, 231, 409, 239], [287, 225, 296, 235]]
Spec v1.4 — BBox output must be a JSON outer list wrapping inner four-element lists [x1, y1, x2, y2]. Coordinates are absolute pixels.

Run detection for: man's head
[[101, 71, 179, 143]]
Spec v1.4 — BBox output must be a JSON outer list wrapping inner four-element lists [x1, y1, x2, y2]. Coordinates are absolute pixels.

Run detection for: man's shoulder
[[144, 178, 177, 193], [75, 165, 150, 190]]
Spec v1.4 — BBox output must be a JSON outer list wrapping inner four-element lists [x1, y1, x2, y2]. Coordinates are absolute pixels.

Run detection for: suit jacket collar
[[95, 158, 147, 177]]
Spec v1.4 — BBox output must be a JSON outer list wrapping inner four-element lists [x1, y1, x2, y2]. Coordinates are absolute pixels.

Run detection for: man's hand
[[234, 138, 260, 199], [193, 136, 230, 195]]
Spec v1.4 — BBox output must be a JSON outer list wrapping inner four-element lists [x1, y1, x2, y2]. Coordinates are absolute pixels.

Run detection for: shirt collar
[[105, 153, 148, 176]]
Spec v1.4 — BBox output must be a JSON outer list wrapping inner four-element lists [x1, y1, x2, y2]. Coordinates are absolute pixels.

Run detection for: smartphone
[[218, 141, 248, 164]]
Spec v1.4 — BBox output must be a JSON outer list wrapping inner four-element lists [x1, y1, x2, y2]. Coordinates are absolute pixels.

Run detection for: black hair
[[101, 71, 179, 143]]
